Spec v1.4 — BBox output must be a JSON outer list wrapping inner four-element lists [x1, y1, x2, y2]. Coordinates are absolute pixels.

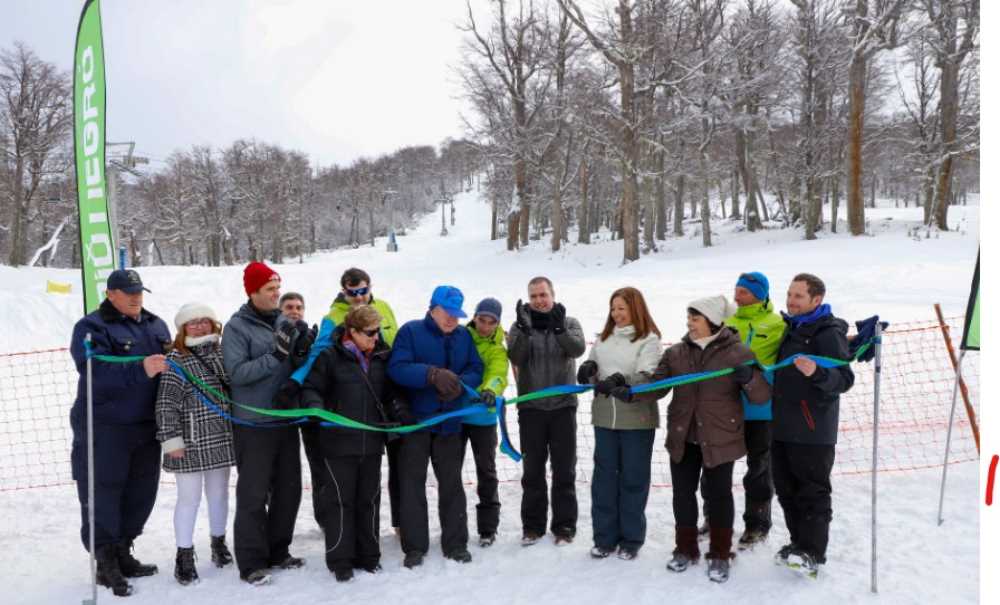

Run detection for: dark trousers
[[318, 455, 382, 572], [742, 420, 774, 530], [387, 438, 401, 528], [772, 440, 835, 563], [398, 431, 468, 555], [461, 423, 500, 536], [518, 406, 578, 537], [672, 442, 735, 529], [233, 425, 302, 575], [591, 427, 655, 551], [301, 424, 327, 530], [72, 423, 160, 550]]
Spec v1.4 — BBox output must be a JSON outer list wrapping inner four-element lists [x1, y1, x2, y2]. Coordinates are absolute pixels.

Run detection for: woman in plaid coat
[[155, 303, 235, 585]]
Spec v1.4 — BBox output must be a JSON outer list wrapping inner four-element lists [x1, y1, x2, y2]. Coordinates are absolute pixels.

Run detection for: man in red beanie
[[222, 261, 305, 586]]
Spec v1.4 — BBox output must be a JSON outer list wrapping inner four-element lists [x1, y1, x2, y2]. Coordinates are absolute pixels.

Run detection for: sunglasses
[[357, 327, 380, 338], [346, 286, 370, 297]]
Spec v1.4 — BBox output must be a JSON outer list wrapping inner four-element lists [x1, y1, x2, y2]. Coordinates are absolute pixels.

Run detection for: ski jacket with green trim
[[463, 323, 510, 426], [723, 300, 786, 421]]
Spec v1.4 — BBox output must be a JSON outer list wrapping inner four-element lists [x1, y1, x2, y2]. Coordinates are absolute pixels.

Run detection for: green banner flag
[[961, 252, 979, 351], [73, 0, 115, 314]]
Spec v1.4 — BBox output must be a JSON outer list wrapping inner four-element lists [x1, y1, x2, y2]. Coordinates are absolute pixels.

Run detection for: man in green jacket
[[721, 271, 786, 547], [325, 267, 399, 346], [462, 298, 510, 548]]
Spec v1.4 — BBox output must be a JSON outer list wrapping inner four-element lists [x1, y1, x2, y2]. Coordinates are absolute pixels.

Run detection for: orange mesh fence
[[0, 318, 979, 492]]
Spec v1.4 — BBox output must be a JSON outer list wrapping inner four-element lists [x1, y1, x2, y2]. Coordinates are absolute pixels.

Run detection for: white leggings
[[173, 467, 231, 548]]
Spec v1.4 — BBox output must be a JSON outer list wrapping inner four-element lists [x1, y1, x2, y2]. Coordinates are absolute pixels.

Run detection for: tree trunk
[[846, 52, 867, 235], [933, 61, 961, 231], [700, 153, 712, 247], [831, 176, 840, 233], [578, 159, 590, 244], [654, 149, 667, 240], [673, 173, 686, 236]]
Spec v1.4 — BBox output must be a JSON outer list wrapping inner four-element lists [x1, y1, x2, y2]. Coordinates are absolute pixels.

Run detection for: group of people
[[68, 262, 854, 596]]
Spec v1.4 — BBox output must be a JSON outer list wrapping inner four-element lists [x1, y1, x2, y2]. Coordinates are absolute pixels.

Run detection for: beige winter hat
[[687, 295, 737, 327]]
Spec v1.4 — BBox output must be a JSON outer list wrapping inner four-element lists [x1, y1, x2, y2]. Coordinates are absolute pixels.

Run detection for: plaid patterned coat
[[155, 341, 236, 473]]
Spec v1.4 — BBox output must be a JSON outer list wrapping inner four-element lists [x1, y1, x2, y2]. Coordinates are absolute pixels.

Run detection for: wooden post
[[934, 303, 980, 453]]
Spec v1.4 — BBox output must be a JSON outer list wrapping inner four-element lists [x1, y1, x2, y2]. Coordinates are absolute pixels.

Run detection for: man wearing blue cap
[[719, 271, 786, 549], [388, 286, 484, 568], [69, 269, 172, 597]]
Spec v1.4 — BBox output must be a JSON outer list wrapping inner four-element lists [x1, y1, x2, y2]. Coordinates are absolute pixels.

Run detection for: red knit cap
[[243, 261, 280, 295]]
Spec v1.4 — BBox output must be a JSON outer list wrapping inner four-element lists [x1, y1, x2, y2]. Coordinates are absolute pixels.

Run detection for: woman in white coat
[[577, 287, 663, 560]]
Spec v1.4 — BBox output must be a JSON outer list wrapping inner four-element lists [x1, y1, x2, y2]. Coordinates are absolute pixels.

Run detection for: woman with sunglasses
[[155, 303, 235, 586], [300, 305, 403, 582]]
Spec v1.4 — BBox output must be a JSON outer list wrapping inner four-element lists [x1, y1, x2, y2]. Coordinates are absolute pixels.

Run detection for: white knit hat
[[174, 302, 219, 330], [688, 295, 737, 327]]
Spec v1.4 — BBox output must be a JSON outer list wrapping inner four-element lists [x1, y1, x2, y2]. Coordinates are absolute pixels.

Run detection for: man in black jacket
[[771, 273, 855, 577]]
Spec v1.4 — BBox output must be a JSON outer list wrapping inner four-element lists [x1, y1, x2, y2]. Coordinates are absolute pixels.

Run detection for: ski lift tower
[[438, 193, 450, 236], [106, 142, 148, 267], [384, 189, 399, 252]]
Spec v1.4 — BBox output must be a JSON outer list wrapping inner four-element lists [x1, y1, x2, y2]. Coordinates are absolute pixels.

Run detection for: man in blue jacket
[[388, 285, 484, 569], [69, 269, 172, 597]]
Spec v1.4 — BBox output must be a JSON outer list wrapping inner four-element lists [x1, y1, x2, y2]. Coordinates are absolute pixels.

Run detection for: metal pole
[[870, 322, 883, 594], [937, 350, 965, 525], [84, 332, 97, 605]]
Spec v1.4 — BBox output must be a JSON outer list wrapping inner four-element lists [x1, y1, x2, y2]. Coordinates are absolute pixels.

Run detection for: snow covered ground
[[0, 188, 980, 604]]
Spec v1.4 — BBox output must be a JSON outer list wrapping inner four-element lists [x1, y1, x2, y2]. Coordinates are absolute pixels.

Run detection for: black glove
[[515, 299, 530, 331], [594, 372, 627, 396], [731, 364, 754, 386], [577, 360, 598, 384], [610, 385, 633, 403], [291, 322, 317, 364], [273, 322, 296, 362], [549, 303, 567, 334], [427, 367, 463, 402], [479, 390, 496, 406], [274, 379, 302, 409]]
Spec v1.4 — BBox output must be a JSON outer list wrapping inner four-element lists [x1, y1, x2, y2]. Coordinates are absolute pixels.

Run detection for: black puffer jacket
[[300, 326, 400, 458], [772, 313, 855, 445]]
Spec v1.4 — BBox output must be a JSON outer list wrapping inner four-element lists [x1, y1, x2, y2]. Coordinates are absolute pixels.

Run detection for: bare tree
[[0, 42, 72, 265], [922, 0, 978, 230]]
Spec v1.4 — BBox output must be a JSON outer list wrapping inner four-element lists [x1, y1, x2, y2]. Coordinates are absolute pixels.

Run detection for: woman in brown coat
[[614, 295, 770, 583]]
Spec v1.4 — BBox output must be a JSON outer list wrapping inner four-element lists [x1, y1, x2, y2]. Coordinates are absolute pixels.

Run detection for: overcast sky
[[4, 1, 486, 168]]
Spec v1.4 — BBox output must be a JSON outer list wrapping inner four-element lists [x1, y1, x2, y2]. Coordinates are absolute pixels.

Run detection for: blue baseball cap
[[429, 285, 467, 318], [736, 271, 769, 302], [107, 269, 150, 294]]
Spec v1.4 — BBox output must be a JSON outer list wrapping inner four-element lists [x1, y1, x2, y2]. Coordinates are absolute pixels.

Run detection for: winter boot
[[479, 533, 496, 548], [445, 547, 472, 563], [785, 548, 819, 579], [774, 543, 797, 566], [590, 545, 615, 559], [403, 551, 425, 569], [210, 535, 233, 568], [117, 539, 158, 578], [667, 526, 700, 573], [521, 532, 542, 547], [706, 527, 735, 583], [174, 547, 199, 586], [738, 499, 771, 550], [96, 544, 134, 597], [240, 568, 271, 586], [333, 568, 354, 583], [617, 546, 638, 561], [270, 554, 305, 569]]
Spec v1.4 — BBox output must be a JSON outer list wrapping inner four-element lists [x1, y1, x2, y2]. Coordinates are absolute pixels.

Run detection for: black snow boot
[[97, 544, 134, 597], [174, 547, 199, 585], [210, 535, 233, 568], [117, 539, 158, 578]]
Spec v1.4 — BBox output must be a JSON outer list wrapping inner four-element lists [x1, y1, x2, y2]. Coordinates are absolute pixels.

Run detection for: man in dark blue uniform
[[69, 269, 172, 597]]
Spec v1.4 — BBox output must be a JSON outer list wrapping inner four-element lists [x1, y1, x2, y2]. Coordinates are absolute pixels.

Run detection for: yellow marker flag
[[47, 280, 72, 295]]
